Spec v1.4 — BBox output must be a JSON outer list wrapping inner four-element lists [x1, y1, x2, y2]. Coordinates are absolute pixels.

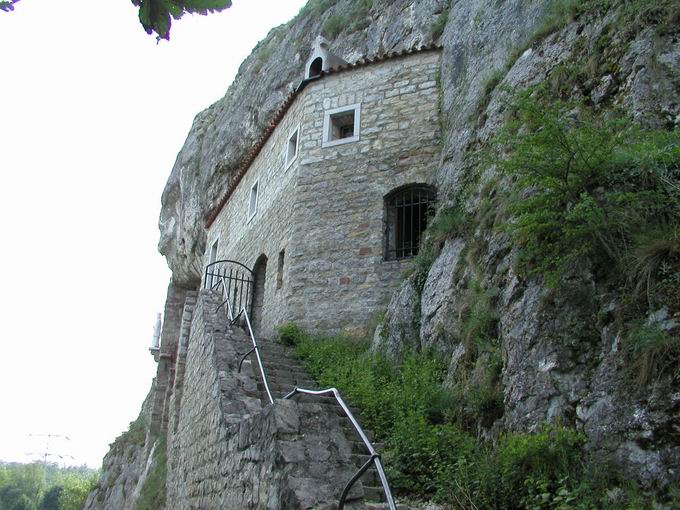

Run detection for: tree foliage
[[0, 0, 19, 13], [130, 0, 232, 40], [0, 463, 98, 510]]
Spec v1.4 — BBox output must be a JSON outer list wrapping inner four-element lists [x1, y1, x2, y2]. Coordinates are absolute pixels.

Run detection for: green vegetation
[[134, 436, 167, 510], [298, 0, 337, 19], [321, 0, 373, 38], [131, 0, 232, 41], [112, 415, 146, 448], [431, 6, 449, 40], [624, 322, 680, 385], [323, 13, 346, 38], [276, 322, 307, 346], [290, 327, 666, 507], [516, 0, 679, 59], [493, 92, 680, 290], [0, 0, 18, 12], [0, 462, 98, 510], [486, 88, 680, 379]]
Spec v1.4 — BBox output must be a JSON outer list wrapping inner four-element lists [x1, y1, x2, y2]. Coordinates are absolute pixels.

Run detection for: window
[[209, 239, 219, 264], [384, 185, 436, 260], [322, 103, 361, 147], [276, 249, 285, 289], [285, 126, 300, 169], [248, 181, 259, 222]]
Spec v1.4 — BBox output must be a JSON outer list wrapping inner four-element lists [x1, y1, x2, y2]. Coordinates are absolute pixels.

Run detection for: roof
[[205, 43, 443, 228]]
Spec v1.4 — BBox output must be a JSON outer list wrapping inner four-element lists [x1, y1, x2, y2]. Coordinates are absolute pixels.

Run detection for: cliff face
[[375, 0, 680, 492], [148, 0, 679, 501]]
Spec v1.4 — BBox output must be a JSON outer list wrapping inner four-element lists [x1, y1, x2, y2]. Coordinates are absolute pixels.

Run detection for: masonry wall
[[165, 291, 362, 509], [207, 99, 305, 339], [207, 50, 442, 338], [289, 50, 442, 334]]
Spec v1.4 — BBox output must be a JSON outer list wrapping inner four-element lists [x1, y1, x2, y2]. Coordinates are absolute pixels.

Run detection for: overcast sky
[[0, 0, 307, 468]]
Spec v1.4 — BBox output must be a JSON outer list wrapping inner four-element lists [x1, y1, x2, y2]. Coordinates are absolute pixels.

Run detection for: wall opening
[[322, 104, 361, 147], [285, 128, 299, 168], [209, 239, 219, 264], [248, 181, 259, 222], [384, 185, 436, 260], [309, 57, 323, 77], [251, 254, 268, 333], [276, 250, 285, 290]]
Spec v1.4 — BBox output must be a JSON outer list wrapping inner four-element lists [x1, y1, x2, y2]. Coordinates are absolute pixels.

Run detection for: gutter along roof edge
[[204, 43, 442, 229]]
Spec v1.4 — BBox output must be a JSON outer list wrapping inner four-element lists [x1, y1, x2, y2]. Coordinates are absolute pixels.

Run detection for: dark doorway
[[251, 254, 268, 333], [309, 57, 323, 77]]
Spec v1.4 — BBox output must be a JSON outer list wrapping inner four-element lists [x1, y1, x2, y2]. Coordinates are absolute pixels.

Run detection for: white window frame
[[322, 103, 361, 148], [284, 124, 301, 170], [208, 238, 219, 264], [248, 180, 259, 223]]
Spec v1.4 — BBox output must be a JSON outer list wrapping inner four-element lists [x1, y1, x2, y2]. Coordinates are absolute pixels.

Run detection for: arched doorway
[[251, 254, 268, 333], [308, 57, 323, 77]]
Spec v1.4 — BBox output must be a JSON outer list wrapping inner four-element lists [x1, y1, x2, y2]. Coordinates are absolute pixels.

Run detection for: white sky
[[0, 0, 308, 469]]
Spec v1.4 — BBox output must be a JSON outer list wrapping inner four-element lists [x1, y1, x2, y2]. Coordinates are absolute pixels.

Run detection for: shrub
[[493, 91, 680, 289], [323, 13, 346, 38], [624, 322, 680, 385], [431, 7, 449, 40], [292, 326, 671, 506], [276, 322, 308, 346], [134, 436, 167, 510]]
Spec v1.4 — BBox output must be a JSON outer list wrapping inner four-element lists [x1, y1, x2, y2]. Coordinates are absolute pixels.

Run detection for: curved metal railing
[[283, 387, 397, 510], [212, 278, 396, 510], [216, 276, 273, 404]]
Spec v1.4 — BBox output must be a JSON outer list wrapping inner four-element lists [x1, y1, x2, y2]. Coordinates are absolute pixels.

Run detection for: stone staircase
[[231, 331, 394, 509]]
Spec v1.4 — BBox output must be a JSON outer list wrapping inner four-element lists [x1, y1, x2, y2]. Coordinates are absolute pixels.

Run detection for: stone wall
[[208, 49, 441, 338], [166, 291, 360, 509], [289, 50, 441, 335], [207, 98, 304, 339]]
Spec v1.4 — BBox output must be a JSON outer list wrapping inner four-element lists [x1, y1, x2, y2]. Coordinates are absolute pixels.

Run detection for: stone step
[[266, 370, 315, 384], [350, 440, 385, 454], [261, 361, 307, 373], [342, 425, 374, 442], [362, 485, 386, 502], [238, 333, 394, 509]]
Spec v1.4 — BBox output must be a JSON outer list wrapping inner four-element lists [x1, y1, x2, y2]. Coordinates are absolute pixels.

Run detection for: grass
[[322, 0, 373, 38], [624, 322, 680, 385], [287, 326, 665, 507], [323, 13, 346, 38], [431, 6, 449, 40], [133, 436, 167, 510]]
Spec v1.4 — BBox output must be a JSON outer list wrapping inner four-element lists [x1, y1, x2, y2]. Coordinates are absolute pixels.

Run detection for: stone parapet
[[166, 290, 361, 509]]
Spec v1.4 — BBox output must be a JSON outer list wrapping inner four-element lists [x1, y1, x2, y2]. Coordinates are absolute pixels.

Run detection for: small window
[[322, 104, 361, 147], [276, 249, 285, 289], [248, 181, 259, 221], [384, 185, 436, 260], [285, 126, 299, 168], [209, 239, 219, 264]]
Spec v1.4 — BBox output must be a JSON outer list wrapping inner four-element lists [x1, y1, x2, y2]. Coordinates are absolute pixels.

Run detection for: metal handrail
[[283, 387, 397, 510], [211, 279, 396, 510], [217, 276, 274, 404]]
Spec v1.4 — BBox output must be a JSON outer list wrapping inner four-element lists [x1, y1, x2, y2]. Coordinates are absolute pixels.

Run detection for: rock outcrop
[[377, 0, 680, 492], [92, 0, 679, 507]]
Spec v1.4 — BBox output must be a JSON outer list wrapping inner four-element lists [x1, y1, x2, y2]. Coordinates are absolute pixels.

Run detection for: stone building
[[204, 40, 442, 338]]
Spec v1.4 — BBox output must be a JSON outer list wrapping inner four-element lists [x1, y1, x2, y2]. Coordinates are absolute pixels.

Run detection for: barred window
[[384, 185, 436, 260]]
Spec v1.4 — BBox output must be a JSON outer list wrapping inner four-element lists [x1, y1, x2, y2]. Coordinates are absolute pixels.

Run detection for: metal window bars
[[385, 185, 436, 260], [211, 276, 397, 510]]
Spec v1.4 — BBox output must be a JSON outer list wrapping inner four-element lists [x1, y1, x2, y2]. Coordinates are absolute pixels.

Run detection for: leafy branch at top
[[130, 0, 232, 40], [0, 0, 19, 12]]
